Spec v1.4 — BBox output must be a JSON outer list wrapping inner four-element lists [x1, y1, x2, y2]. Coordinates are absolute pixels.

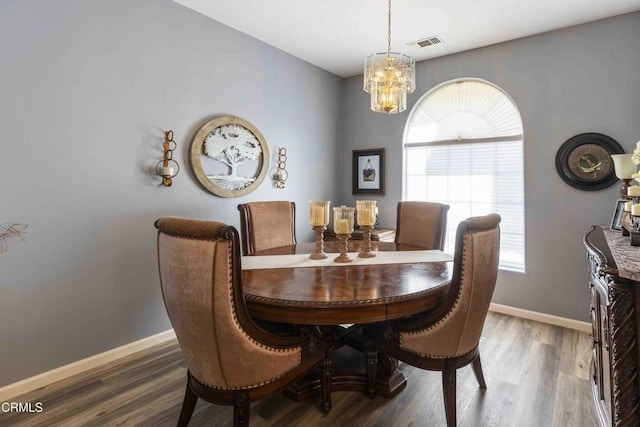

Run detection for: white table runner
[[242, 250, 453, 270]]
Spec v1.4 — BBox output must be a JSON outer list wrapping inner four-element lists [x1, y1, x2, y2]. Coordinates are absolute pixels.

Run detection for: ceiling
[[174, 0, 640, 78]]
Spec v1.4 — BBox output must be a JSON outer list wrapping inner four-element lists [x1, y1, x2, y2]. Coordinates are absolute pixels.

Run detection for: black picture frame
[[555, 132, 624, 191], [352, 148, 385, 195], [611, 199, 628, 231]]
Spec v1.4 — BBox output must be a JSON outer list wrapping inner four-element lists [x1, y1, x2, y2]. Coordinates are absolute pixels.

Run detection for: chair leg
[[233, 391, 250, 426], [320, 347, 333, 413], [442, 365, 457, 427], [177, 381, 198, 427], [471, 353, 487, 389]]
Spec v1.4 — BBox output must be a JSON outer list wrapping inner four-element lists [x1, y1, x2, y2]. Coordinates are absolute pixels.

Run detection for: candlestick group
[[308, 200, 378, 261], [309, 200, 377, 232]]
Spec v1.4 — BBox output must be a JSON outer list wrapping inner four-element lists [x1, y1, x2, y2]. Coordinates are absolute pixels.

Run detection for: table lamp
[[611, 153, 636, 199]]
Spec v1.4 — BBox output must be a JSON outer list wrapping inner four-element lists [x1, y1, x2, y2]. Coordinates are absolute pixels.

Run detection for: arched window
[[403, 78, 524, 271]]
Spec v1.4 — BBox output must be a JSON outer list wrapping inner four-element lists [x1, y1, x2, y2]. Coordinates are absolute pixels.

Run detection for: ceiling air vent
[[407, 35, 443, 48]]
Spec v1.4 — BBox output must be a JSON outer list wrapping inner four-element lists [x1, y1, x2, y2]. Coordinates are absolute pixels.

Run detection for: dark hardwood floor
[[0, 312, 598, 426]]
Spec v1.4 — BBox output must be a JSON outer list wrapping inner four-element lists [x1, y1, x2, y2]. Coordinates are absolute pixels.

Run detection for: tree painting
[[203, 124, 263, 191]]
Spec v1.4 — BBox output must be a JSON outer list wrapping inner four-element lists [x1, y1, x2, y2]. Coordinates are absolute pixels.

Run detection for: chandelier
[[363, 0, 416, 114]]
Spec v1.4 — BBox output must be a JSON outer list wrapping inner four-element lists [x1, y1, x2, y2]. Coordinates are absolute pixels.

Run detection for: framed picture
[[611, 199, 628, 231], [352, 148, 385, 195]]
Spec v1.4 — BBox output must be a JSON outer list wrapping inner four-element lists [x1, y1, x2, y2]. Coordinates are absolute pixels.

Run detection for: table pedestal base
[[284, 345, 406, 402]]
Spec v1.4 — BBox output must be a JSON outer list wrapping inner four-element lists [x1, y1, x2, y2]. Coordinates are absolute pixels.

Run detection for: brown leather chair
[[155, 217, 331, 426], [394, 201, 450, 250], [372, 213, 501, 427], [237, 201, 296, 255]]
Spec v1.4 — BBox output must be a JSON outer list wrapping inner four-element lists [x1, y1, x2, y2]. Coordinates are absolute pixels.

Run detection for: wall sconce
[[274, 147, 288, 189], [156, 130, 179, 187]]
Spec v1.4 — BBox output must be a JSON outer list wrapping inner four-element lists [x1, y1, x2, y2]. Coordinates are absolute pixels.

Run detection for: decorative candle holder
[[358, 225, 375, 258], [631, 198, 640, 231], [629, 214, 640, 246], [633, 214, 640, 232], [333, 205, 355, 263], [155, 130, 180, 187], [274, 147, 288, 189], [356, 200, 377, 258], [628, 186, 640, 200], [309, 201, 330, 260], [334, 233, 352, 263], [311, 225, 328, 259]]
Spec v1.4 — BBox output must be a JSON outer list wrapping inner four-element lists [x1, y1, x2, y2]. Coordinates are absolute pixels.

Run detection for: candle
[[632, 204, 640, 216], [356, 200, 377, 226], [335, 219, 349, 234], [360, 208, 372, 225], [625, 201, 633, 212], [309, 201, 330, 226], [333, 205, 354, 234], [628, 186, 640, 197]]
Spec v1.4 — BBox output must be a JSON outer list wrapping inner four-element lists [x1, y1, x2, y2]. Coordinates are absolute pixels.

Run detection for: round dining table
[[241, 240, 454, 401], [242, 241, 453, 325]]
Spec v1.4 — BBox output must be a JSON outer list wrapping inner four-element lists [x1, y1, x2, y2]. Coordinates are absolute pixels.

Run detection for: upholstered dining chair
[[155, 217, 331, 426], [372, 213, 501, 427], [394, 201, 450, 250], [237, 201, 296, 256]]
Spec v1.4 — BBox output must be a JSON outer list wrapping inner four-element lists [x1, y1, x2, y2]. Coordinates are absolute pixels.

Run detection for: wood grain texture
[[0, 313, 598, 427], [243, 242, 452, 325]]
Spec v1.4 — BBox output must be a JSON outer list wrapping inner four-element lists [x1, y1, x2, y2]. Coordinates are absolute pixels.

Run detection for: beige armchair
[[155, 217, 330, 426], [394, 201, 450, 250], [373, 213, 501, 427], [237, 201, 296, 255]]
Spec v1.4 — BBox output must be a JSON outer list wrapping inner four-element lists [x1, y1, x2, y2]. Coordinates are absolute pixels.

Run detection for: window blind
[[403, 79, 525, 271]]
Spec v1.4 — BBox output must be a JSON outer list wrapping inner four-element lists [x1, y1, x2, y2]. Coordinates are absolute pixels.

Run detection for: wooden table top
[[242, 242, 453, 325]]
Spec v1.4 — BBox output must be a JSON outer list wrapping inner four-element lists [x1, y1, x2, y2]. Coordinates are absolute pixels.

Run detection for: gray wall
[[0, 0, 342, 387], [341, 12, 640, 322], [2, 0, 639, 389]]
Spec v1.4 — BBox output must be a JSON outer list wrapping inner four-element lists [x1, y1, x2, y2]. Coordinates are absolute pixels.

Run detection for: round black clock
[[555, 133, 624, 191]]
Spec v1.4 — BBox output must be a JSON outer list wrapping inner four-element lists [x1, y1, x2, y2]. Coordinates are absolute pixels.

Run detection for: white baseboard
[[0, 329, 176, 402], [489, 303, 591, 332], [0, 304, 590, 402]]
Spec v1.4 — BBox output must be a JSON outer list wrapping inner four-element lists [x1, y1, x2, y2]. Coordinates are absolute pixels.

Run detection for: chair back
[[399, 213, 501, 358], [395, 201, 449, 249], [238, 201, 296, 255], [155, 217, 301, 390]]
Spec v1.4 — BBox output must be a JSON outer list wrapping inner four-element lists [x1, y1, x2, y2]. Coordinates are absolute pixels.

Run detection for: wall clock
[[555, 132, 623, 191], [190, 116, 269, 198]]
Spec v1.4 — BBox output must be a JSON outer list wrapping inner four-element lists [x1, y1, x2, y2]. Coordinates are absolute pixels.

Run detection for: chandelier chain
[[387, 0, 392, 58]]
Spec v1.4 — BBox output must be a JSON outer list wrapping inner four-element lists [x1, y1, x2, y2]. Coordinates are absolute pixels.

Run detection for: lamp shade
[[611, 154, 636, 179]]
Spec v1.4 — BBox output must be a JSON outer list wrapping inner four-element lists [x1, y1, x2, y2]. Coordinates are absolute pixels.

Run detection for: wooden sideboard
[[584, 226, 640, 426], [324, 227, 396, 242]]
